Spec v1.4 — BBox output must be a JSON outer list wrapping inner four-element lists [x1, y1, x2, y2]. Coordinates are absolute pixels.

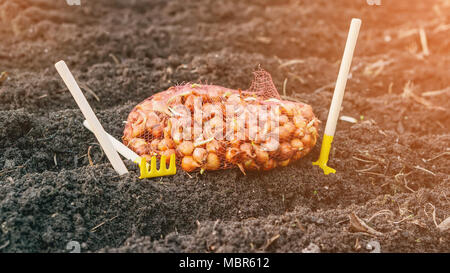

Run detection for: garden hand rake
[[83, 121, 176, 179]]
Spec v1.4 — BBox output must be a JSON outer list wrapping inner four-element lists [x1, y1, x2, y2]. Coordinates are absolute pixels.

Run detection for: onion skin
[[181, 156, 201, 172]]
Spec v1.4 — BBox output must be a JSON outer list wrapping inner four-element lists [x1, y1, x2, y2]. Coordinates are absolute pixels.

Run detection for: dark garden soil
[[0, 0, 449, 253]]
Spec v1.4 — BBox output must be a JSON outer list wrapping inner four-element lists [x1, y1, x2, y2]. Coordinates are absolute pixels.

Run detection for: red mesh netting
[[246, 67, 281, 100], [122, 69, 319, 174]]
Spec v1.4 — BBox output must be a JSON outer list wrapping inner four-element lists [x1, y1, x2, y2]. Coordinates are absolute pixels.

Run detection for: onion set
[[123, 83, 320, 173]]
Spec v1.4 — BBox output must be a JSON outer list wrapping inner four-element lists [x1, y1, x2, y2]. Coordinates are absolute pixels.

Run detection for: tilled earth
[[0, 0, 449, 253]]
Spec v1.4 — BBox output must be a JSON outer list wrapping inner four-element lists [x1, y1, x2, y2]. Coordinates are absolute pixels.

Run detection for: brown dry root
[[123, 84, 320, 173]]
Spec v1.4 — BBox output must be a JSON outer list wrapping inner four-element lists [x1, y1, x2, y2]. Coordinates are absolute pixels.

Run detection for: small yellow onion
[[192, 89, 210, 102], [279, 115, 289, 125], [278, 142, 294, 161], [294, 127, 305, 138], [150, 139, 160, 151], [254, 146, 269, 164], [128, 138, 149, 155], [308, 126, 318, 146], [293, 115, 306, 129], [240, 143, 254, 158], [283, 121, 296, 135], [230, 138, 241, 149], [301, 133, 312, 147], [207, 89, 222, 103], [278, 158, 290, 167], [163, 119, 172, 138], [281, 102, 295, 116], [252, 131, 266, 144], [262, 159, 277, 171], [300, 105, 314, 120], [167, 95, 182, 106], [244, 159, 259, 170], [263, 137, 280, 152], [158, 138, 175, 151], [225, 148, 240, 163], [172, 131, 182, 145], [302, 147, 311, 155], [177, 141, 194, 156], [206, 139, 224, 155], [130, 123, 145, 139], [204, 153, 220, 170], [151, 124, 163, 138], [145, 112, 160, 130], [278, 126, 290, 142], [292, 151, 302, 161], [181, 156, 200, 172], [290, 138, 304, 151], [192, 148, 207, 164]]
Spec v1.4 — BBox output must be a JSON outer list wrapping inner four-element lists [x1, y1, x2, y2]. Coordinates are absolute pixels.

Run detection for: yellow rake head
[[135, 154, 177, 179]]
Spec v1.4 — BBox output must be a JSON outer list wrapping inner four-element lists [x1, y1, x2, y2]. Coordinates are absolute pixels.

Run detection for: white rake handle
[[324, 18, 361, 137], [55, 60, 128, 175], [83, 120, 140, 163]]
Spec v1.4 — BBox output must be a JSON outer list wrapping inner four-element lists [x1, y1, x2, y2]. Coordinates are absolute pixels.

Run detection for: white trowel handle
[[324, 18, 361, 137]]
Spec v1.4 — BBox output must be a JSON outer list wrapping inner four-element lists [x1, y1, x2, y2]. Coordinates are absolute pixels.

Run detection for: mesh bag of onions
[[122, 69, 320, 174]]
